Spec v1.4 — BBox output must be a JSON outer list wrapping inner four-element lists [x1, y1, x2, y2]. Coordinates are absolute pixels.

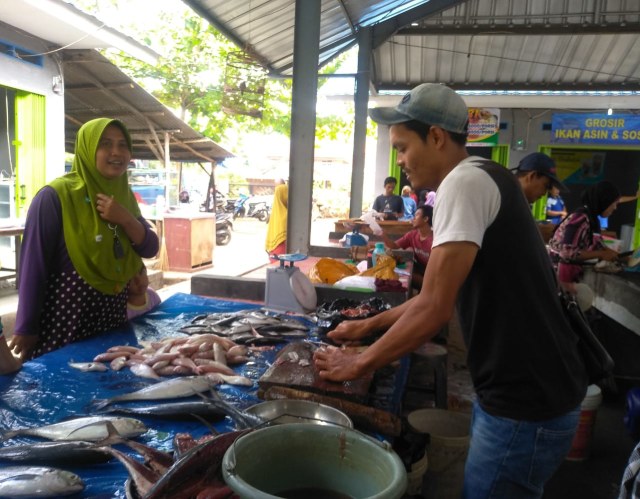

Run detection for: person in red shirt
[[381, 204, 433, 290]]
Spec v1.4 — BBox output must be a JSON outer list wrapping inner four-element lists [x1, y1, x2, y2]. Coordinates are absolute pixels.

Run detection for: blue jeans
[[463, 400, 581, 499]]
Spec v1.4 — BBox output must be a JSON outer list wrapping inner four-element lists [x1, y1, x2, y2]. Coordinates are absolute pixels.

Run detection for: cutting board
[[258, 341, 373, 402]]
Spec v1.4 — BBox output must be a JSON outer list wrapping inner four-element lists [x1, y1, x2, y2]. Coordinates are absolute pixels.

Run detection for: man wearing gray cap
[[313, 83, 588, 498]]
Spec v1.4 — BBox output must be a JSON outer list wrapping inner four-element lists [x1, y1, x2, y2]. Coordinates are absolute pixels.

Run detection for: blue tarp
[[0, 293, 267, 498], [0, 292, 407, 498]]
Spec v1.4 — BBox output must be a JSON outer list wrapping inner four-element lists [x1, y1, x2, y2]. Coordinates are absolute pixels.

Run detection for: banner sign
[[551, 113, 640, 145], [467, 108, 500, 145]]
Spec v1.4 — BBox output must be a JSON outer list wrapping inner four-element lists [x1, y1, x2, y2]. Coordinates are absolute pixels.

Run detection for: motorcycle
[[246, 199, 270, 222], [216, 211, 233, 246], [232, 194, 250, 219]]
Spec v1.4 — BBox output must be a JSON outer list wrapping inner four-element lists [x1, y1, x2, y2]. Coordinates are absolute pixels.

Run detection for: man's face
[[390, 124, 434, 191], [412, 209, 428, 229], [521, 172, 552, 203], [384, 182, 396, 195]]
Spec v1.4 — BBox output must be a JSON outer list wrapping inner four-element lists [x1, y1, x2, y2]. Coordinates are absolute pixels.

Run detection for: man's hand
[[326, 319, 372, 345], [313, 345, 365, 382]]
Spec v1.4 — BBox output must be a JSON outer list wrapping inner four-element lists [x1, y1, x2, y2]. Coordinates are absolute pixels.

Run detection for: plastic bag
[[334, 275, 376, 291], [359, 254, 398, 280], [361, 210, 383, 235], [308, 258, 358, 285]]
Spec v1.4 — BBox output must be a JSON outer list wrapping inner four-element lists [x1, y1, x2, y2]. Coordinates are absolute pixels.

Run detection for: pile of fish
[[71, 309, 310, 381], [0, 379, 266, 498], [180, 309, 309, 345], [0, 415, 149, 497]]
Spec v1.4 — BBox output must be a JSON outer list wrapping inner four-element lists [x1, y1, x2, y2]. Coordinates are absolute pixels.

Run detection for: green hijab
[[50, 118, 142, 295]]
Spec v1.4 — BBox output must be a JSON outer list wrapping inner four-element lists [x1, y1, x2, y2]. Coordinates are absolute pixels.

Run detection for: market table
[[0, 292, 407, 498]]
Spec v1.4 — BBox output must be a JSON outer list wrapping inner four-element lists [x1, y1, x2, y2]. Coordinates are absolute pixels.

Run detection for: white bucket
[[405, 451, 428, 496], [408, 409, 471, 499], [566, 384, 603, 461]]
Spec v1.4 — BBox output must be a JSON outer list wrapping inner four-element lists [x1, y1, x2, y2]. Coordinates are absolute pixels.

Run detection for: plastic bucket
[[405, 451, 429, 496], [408, 408, 471, 499], [566, 384, 603, 461], [222, 423, 407, 498]]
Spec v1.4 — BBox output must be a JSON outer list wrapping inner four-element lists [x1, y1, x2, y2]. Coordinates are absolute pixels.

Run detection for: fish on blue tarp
[[0, 466, 85, 497]]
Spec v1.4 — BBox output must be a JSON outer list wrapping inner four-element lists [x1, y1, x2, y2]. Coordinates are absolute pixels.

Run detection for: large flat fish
[[93, 376, 218, 409], [0, 416, 147, 442], [0, 441, 112, 465], [0, 466, 85, 497]]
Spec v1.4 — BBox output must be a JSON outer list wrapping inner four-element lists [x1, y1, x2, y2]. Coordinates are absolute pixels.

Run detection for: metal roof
[[62, 49, 234, 163], [184, 0, 640, 93]]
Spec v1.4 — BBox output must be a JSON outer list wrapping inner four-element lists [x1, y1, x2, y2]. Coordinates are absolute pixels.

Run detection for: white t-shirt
[[432, 156, 501, 249]]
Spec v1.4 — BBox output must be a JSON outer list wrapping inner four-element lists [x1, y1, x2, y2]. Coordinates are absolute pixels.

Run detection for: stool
[[403, 342, 448, 411]]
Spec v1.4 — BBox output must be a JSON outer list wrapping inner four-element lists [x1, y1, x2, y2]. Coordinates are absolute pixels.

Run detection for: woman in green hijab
[[10, 118, 159, 360]]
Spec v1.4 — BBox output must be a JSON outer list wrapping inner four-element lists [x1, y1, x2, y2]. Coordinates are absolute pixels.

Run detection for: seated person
[[400, 185, 417, 220], [127, 264, 162, 320], [372, 176, 403, 221], [381, 205, 433, 290]]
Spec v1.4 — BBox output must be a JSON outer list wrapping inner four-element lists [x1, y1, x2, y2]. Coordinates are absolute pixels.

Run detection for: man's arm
[[315, 241, 478, 381]]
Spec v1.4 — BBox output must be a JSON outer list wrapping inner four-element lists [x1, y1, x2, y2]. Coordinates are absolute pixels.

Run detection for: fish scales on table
[[0, 466, 85, 498], [0, 416, 147, 442]]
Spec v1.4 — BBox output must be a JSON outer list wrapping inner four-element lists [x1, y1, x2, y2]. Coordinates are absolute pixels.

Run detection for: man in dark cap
[[511, 152, 568, 204], [314, 83, 588, 498]]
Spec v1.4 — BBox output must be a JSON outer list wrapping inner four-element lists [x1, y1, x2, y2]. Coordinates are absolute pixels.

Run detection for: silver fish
[[0, 416, 147, 442], [93, 375, 218, 409], [0, 466, 84, 497], [0, 441, 111, 465], [68, 361, 108, 372]]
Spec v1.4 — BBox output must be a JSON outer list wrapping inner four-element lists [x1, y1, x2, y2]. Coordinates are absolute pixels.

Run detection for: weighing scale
[[264, 253, 317, 313]]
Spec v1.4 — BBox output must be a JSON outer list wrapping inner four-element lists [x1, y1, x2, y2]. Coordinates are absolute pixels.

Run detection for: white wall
[[0, 22, 66, 182]]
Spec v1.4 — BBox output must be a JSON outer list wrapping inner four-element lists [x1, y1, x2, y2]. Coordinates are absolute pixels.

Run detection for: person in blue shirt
[[400, 185, 417, 220], [546, 185, 568, 224]]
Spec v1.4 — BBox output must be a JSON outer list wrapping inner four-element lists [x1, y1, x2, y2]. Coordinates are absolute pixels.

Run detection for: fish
[[0, 466, 85, 497], [196, 391, 264, 429], [67, 361, 108, 372], [144, 430, 250, 499], [0, 416, 147, 442], [92, 376, 218, 409], [0, 441, 112, 465], [97, 447, 161, 498], [100, 400, 227, 421]]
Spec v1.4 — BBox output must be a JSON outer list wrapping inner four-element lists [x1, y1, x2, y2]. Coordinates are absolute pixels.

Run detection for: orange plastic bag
[[308, 258, 358, 285], [359, 254, 398, 280]]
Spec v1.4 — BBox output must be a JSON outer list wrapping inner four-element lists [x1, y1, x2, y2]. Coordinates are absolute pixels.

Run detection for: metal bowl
[[245, 399, 353, 428]]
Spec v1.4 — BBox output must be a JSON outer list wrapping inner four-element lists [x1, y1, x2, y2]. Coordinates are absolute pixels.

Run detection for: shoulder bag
[[560, 291, 614, 385]]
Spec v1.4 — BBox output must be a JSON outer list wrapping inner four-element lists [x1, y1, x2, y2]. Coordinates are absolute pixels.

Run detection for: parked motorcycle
[[246, 199, 270, 222], [216, 211, 233, 245]]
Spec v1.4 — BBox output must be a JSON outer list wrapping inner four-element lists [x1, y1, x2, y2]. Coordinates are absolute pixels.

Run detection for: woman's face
[[601, 199, 620, 218], [96, 125, 131, 179]]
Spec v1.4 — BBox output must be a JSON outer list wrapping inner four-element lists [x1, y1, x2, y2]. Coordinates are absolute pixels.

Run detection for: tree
[[72, 1, 355, 146]]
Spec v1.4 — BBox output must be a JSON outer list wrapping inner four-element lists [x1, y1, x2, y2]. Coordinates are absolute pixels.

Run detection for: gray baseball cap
[[369, 83, 469, 134]]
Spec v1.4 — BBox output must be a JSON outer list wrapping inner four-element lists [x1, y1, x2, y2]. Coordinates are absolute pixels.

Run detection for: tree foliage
[[72, 1, 356, 146]]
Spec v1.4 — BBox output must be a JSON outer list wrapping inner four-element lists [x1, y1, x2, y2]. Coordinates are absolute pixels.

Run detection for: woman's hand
[[96, 193, 132, 226], [599, 247, 619, 262], [8, 334, 38, 361], [0, 338, 21, 374]]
